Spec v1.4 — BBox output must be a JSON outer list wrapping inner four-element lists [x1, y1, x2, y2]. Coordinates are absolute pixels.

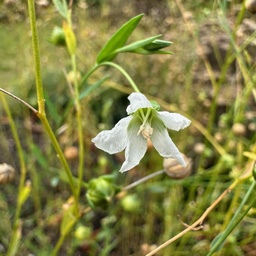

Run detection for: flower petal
[[157, 111, 191, 131], [126, 92, 152, 115], [151, 119, 186, 166], [92, 116, 132, 154], [119, 116, 147, 172]]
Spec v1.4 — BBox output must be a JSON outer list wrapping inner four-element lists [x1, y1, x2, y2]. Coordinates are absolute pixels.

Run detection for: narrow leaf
[[114, 35, 161, 54], [97, 14, 144, 63], [132, 48, 173, 55]]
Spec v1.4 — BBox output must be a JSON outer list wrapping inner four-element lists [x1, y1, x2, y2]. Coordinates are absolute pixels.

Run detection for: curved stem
[[0, 88, 37, 113], [80, 61, 140, 93], [123, 169, 165, 191], [80, 63, 99, 87], [100, 61, 140, 92]]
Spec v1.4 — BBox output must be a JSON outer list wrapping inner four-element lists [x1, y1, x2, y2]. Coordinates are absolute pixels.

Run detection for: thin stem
[[71, 53, 84, 197], [146, 179, 240, 256], [27, 0, 78, 210], [0, 88, 37, 113], [1, 94, 27, 256], [80, 61, 140, 93], [38, 113, 79, 212], [27, 0, 45, 115], [80, 63, 99, 87], [123, 170, 165, 191], [100, 61, 140, 93]]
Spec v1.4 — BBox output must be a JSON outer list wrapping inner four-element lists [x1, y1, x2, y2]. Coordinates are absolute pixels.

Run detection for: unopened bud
[[63, 22, 76, 55], [245, 0, 256, 13], [163, 154, 192, 179], [194, 143, 205, 154], [0, 163, 15, 184], [64, 146, 78, 160], [232, 123, 246, 136]]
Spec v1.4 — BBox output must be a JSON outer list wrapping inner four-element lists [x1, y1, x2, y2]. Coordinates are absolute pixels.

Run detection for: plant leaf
[[52, 0, 68, 19], [96, 14, 144, 63], [114, 35, 162, 54]]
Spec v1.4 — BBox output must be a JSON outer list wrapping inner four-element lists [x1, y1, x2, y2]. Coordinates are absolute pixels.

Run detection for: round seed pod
[[232, 123, 246, 136], [163, 154, 192, 179], [0, 163, 15, 184], [245, 0, 256, 14]]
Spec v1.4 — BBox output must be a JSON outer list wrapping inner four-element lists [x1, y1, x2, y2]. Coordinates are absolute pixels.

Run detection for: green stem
[[80, 63, 99, 87], [27, 0, 45, 114], [80, 61, 140, 93], [100, 61, 140, 92], [207, 180, 256, 255], [71, 54, 84, 197], [0, 94, 26, 256], [38, 113, 78, 211], [28, 0, 78, 210]]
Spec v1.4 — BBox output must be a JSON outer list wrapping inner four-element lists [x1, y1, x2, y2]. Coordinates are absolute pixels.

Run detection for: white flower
[[92, 93, 191, 173]]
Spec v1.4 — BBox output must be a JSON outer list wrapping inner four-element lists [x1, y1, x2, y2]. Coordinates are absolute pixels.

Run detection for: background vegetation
[[0, 0, 256, 255]]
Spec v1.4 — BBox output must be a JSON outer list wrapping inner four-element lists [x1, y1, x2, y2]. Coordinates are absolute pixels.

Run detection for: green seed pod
[[121, 194, 140, 212], [48, 26, 66, 47], [74, 225, 91, 240]]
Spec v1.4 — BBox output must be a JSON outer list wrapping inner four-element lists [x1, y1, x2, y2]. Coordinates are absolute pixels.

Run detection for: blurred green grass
[[0, 0, 256, 255]]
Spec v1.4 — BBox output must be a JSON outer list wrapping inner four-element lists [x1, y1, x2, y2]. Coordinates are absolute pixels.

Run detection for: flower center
[[137, 122, 153, 139], [137, 108, 153, 139]]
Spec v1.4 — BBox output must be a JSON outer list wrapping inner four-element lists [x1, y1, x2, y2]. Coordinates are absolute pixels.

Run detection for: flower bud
[[86, 175, 120, 209], [232, 123, 246, 136], [64, 146, 78, 160], [143, 39, 173, 51], [163, 154, 192, 179], [0, 163, 15, 184], [245, 0, 256, 13], [193, 143, 205, 154], [63, 22, 77, 55]]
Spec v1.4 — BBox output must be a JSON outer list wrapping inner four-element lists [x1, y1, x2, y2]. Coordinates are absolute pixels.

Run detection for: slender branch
[[146, 179, 240, 256], [0, 88, 38, 113], [123, 170, 165, 191], [100, 61, 140, 93]]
